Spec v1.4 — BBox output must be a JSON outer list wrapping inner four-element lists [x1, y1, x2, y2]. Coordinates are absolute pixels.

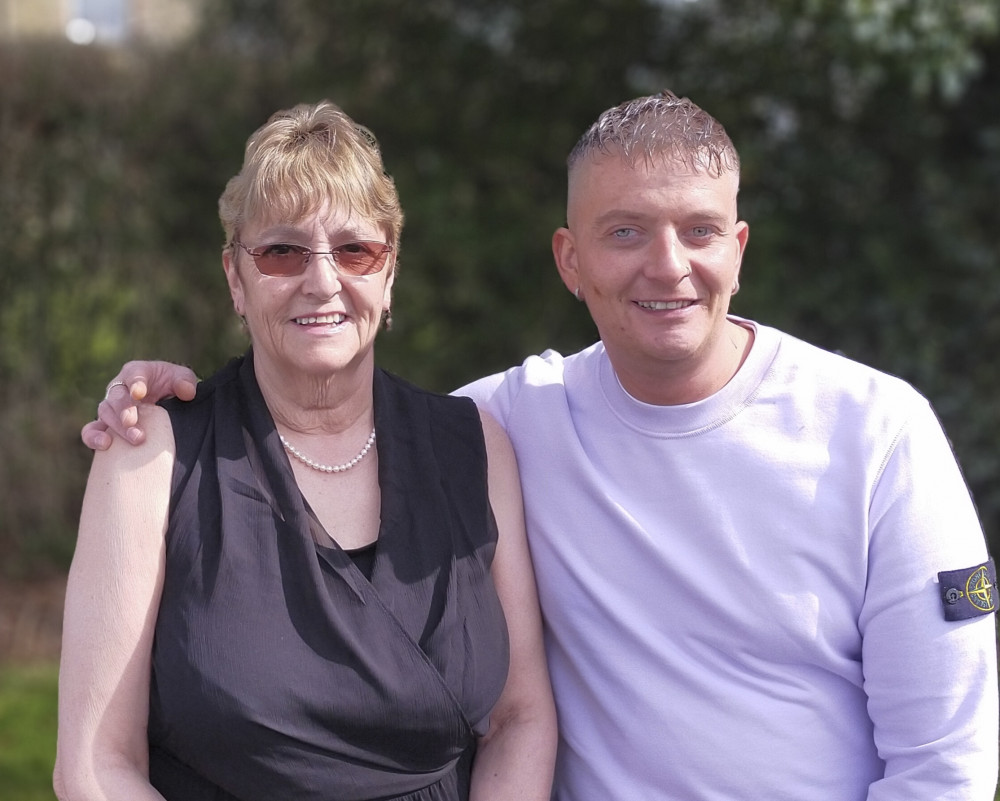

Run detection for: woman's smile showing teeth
[[635, 300, 693, 311], [294, 313, 347, 325]]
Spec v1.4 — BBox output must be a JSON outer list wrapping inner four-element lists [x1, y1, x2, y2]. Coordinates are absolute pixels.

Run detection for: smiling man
[[85, 91, 998, 800], [457, 91, 998, 800], [552, 112, 750, 406]]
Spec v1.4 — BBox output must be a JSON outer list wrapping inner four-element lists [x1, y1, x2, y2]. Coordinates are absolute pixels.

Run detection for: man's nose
[[647, 230, 692, 281]]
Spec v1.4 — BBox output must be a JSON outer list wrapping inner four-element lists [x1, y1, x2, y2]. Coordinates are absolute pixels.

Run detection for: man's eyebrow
[[590, 208, 731, 230], [591, 209, 648, 228]]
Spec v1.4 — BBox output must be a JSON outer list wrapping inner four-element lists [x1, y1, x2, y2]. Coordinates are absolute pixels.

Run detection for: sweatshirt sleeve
[[860, 394, 998, 801]]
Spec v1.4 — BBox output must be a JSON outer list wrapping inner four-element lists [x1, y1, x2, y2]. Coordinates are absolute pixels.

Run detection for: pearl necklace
[[279, 429, 376, 474]]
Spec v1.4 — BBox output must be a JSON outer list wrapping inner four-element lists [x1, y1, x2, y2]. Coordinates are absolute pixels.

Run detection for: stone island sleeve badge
[[938, 559, 997, 621]]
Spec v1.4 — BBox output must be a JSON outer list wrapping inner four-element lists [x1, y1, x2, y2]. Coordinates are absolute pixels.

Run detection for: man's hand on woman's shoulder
[[81, 360, 198, 450]]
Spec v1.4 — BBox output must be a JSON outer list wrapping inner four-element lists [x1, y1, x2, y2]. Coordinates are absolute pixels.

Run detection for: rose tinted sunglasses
[[233, 240, 393, 277]]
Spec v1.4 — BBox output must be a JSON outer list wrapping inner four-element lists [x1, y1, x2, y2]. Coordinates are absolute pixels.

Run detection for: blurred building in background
[[0, 0, 199, 45]]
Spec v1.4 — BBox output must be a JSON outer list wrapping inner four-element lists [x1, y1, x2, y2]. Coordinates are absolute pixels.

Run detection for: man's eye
[[612, 228, 635, 239], [690, 226, 713, 238]]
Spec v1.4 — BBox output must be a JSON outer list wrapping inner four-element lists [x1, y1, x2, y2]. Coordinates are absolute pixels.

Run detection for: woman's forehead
[[246, 205, 384, 240]]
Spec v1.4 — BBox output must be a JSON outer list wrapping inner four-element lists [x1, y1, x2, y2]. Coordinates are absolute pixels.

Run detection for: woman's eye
[[263, 244, 305, 257]]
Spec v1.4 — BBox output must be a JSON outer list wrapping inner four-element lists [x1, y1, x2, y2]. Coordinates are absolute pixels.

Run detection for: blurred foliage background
[[2, 0, 1000, 582]]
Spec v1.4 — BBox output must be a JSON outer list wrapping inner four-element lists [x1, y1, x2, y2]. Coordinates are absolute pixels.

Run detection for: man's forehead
[[566, 153, 740, 229], [571, 148, 734, 181], [568, 153, 739, 205]]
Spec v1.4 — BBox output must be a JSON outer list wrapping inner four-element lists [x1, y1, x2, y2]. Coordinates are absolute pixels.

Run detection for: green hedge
[[2, 0, 999, 576]]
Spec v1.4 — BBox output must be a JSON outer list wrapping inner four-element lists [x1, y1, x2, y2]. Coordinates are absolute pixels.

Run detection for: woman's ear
[[380, 254, 396, 317], [222, 248, 246, 317]]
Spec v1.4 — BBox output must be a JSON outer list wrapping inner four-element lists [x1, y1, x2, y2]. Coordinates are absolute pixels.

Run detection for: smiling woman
[[222, 199, 397, 392], [54, 100, 556, 801]]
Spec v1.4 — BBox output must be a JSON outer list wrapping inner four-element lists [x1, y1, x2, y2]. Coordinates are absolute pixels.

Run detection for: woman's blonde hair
[[219, 101, 403, 251]]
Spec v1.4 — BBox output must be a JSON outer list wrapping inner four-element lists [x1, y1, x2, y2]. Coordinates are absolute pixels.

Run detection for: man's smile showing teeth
[[635, 300, 693, 311], [294, 314, 346, 325]]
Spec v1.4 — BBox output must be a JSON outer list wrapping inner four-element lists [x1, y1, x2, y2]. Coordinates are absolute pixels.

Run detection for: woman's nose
[[302, 252, 343, 296]]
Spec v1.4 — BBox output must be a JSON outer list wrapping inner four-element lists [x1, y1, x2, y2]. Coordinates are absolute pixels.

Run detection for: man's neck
[[611, 320, 755, 406]]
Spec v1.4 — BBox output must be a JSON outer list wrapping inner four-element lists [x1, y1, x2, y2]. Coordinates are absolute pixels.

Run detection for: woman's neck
[[253, 351, 376, 435]]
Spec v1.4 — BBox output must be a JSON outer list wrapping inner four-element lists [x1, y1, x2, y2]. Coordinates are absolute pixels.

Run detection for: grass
[[0, 663, 58, 801]]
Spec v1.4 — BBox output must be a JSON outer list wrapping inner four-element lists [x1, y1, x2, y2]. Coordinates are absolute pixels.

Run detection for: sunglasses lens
[[241, 241, 391, 276], [254, 244, 310, 276], [336, 242, 390, 276]]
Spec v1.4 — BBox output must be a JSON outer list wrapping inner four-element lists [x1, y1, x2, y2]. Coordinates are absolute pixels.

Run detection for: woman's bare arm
[[469, 409, 557, 801], [55, 404, 175, 800]]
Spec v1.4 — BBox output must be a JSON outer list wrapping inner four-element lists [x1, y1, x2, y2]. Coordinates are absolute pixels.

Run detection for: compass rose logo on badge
[[965, 565, 995, 613], [938, 559, 997, 621]]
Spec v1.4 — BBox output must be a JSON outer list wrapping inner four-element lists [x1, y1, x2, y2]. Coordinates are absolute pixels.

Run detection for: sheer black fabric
[[148, 354, 510, 801]]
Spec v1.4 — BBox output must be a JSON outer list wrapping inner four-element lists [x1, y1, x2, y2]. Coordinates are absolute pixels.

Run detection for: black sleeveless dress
[[146, 354, 510, 801]]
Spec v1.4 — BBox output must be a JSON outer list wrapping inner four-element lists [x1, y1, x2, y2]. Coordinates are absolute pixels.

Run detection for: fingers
[[80, 420, 112, 451], [173, 376, 198, 402], [128, 379, 148, 401], [97, 381, 144, 444], [81, 361, 200, 451], [139, 361, 199, 403]]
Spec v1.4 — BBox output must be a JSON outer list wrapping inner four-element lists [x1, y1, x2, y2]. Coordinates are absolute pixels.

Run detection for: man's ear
[[732, 220, 749, 294], [552, 227, 581, 299]]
